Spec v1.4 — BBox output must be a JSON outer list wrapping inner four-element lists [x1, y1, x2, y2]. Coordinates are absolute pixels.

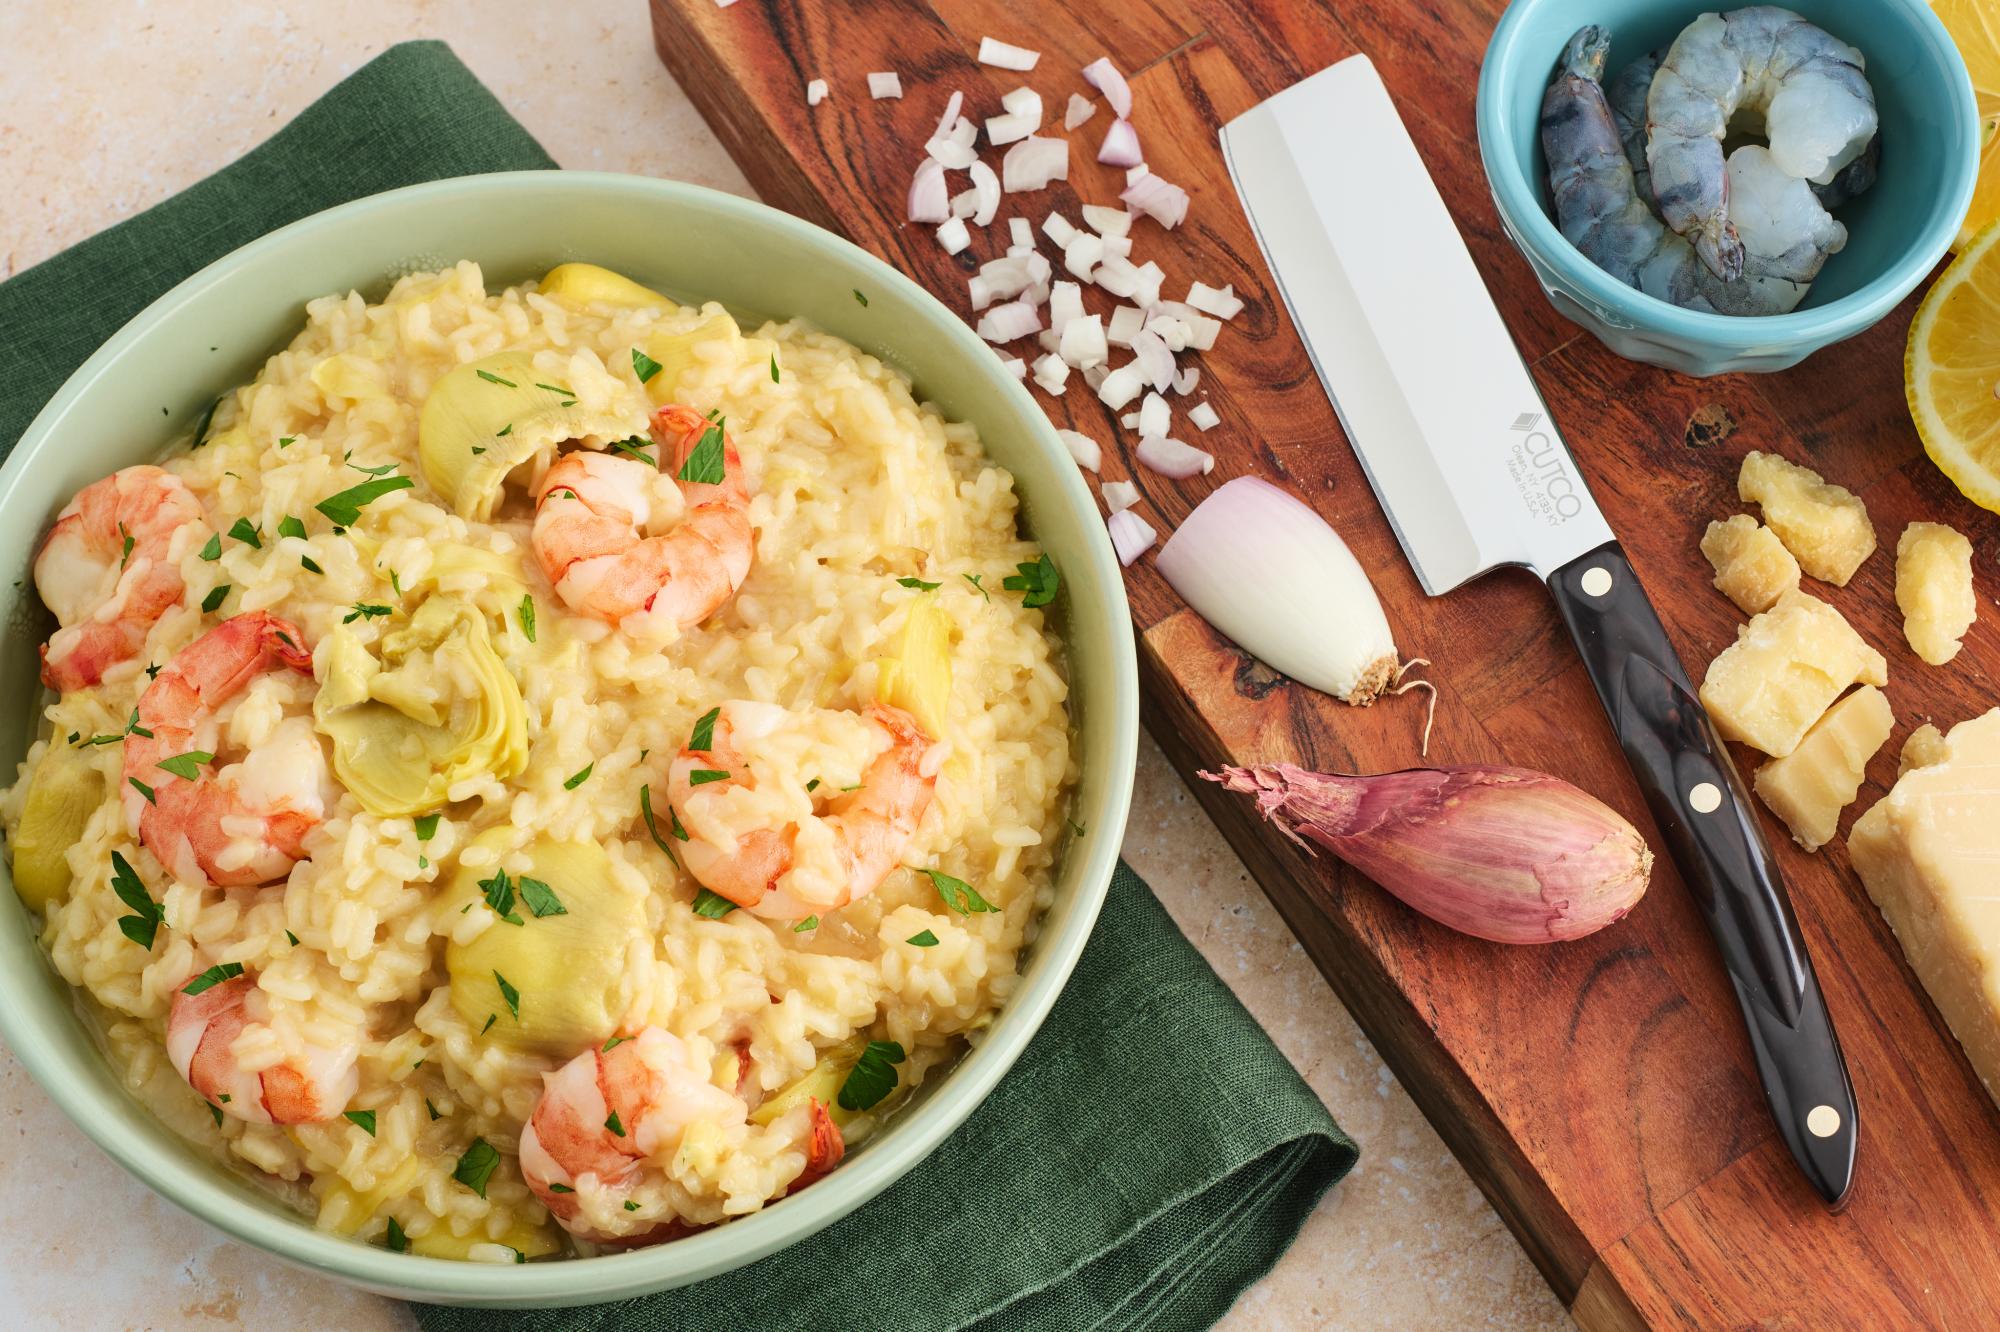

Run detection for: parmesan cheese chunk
[[1737, 450, 1876, 585], [1700, 514, 1801, 614], [1900, 723, 1949, 775], [1752, 685, 1893, 851], [1895, 521, 1976, 666], [1698, 589, 1888, 757], [1851, 709, 2000, 1108]]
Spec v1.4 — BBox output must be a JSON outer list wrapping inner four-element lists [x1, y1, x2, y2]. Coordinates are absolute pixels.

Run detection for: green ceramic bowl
[[0, 173, 1138, 1306]]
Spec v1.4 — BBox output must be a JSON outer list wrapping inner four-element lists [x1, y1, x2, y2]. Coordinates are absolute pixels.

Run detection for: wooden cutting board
[[649, 1, 2000, 1326]]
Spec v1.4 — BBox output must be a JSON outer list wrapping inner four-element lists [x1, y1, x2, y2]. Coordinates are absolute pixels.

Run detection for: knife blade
[[1221, 53, 1857, 1205]]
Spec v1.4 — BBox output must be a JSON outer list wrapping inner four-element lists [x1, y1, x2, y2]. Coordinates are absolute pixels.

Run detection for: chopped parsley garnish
[[285, 930, 300, 946], [480, 869, 524, 925], [390, 570, 403, 598], [475, 369, 517, 387], [602, 1035, 628, 1053], [1067, 817, 1086, 838], [669, 806, 690, 841], [496, 423, 513, 437], [201, 585, 230, 613], [191, 396, 221, 448], [344, 1109, 377, 1136], [494, 970, 520, 1020], [385, 1217, 408, 1252], [227, 517, 262, 548], [897, 576, 941, 591], [471, 446, 486, 456], [547, 1182, 575, 1194], [277, 515, 307, 540], [480, 1013, 497, 1034], [925, 868, 997, 914], [518, 595, 536, 643], [640, 785, 679, 867], [837, 1040, 906, 1112], [676, 420, 726, 486], [118, 523, 134, 569], [691, 888, 739, 919], [963, 573, 988, 602], [605, 1110, 626, 1137], [805, 778, 821, 793], [453, 1138, 501, 1196], [344, 602, 392, 623], [276, 435, 297, 449], [110, 851, 164, 948], [128, 776, 157, 805], [632, 348, 662, 383], [689, 706, 720, 752], [840, 783, 864, 792], [80, 732, 120, 747], [606, 436, 655, 463], [769, 354, 780, 383], [624, 1200, 640, 1212], [415, 813, 440, 841], [347, 460, 398, 477], [425, 1098, 442, 1121], [906, 930, 939, 947], [1002, 554, 1060, 608], [852, 289, 870, 307], [208, 1103, 224, 1128], [518, 877, 566, 917], [181, 961, 243, 995], [155, 750, 214, 781], [126, 708, 152, 739], [688, 768, 730, 786], [300, 555, 324, 574], [794, 916, 819, 932], [316, 476, 414, 526], [198, 533, 223, 561], [564, 763, 593, 790], [534, 381, 574, 399], [146, 662, 162, 679]]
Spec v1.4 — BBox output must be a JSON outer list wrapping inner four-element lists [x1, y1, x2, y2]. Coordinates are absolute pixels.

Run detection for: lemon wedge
[[1907, 220, 2000, 511], [1934, 0, 2000, 248]]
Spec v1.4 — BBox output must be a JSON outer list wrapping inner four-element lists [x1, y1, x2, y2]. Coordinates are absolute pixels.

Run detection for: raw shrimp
[[124, 611, 332, 887], [1543, 27, 1846, 315], [166, 973, 358, 1123], [667, 701, 939, 921], [34, 465, 209, 693], [532, 405, 753, 638], [1645, 6, 1876, 278], [518, 1026, 761, 1240]]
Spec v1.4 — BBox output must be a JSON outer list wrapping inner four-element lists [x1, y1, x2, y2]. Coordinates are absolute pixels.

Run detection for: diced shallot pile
[[895, 48, 1246, 566]]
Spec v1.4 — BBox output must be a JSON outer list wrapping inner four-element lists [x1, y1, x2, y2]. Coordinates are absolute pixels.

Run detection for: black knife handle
[[1547, 541, 1856, 1206]]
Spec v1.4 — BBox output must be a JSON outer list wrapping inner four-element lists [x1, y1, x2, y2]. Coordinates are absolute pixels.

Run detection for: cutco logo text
[[1503, 412, 1583, 525]]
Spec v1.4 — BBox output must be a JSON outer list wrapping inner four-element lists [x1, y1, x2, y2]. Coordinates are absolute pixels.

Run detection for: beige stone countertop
[[0, 3, 1572, 1328]]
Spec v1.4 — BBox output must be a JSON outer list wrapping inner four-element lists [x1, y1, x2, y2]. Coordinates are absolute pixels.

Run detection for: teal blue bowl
[[1477, 0, 1979, 376], [0, 173, 1139, 1305]]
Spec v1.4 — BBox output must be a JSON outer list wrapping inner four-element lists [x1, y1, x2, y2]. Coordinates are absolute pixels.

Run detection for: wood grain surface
[[650, 1, 2000, 1326]]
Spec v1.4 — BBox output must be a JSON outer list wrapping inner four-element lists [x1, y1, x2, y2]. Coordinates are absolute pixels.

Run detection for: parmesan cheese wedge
[[1697, 590, 1888, 757]]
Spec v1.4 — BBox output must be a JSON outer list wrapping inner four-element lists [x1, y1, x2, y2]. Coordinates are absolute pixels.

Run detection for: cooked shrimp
[[519, 1026, 750, 1239], [1644, 6, 1876, 279], [166, 973, 358, 1123], [124, 611, 331, 887], [532, 404, 753, 638], [34, 465, 209, 693], [667, 701, 939, 921], [1544, 27, 1846, 315]]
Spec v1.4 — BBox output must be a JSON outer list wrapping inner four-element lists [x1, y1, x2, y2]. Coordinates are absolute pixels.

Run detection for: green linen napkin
[[0, 42, 1357, 1332]]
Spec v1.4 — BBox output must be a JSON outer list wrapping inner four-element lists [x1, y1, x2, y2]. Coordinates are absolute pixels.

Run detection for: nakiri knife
[[1220, 54, 1856, 1205]]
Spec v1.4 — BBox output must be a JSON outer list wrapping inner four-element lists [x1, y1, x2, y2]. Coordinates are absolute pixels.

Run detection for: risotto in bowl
[[0, 175, 1136, 1305]]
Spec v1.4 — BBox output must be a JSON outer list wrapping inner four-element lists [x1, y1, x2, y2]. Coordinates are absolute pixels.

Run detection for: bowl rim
[[0, 171, 1140, 1305], [1475, 0, 1980, 347]]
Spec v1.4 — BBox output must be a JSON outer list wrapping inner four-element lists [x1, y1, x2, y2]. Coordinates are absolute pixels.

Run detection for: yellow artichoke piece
[[311, 353, 391, 402], [313, 1158, 422, 1236], [313, 597, 527, 817], [640, 313, 743, 404], [537, 262, 675, 312], [873, 598, 953, 738], [418, 351, 631, 521], [446, 832, 647, 1056], [409, 1212, 563, 1261], [11, 743, 104, 911], [750, 1037, 868, 1129]]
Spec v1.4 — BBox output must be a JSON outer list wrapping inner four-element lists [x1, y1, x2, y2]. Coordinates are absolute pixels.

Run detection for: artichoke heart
[[313, 597, 527, 817], [537, 262, 676, 312], [409, 1213, 563, 1261], [640, 312, 744, 404], [11, 742, 105, 911], [873, 598, 954, 738], [749, 1037, 869, 1129], [445, 831, 646, 1055], [417, 351, 633, 521]]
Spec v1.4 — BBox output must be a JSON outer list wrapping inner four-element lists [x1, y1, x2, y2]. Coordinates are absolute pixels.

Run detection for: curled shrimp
[[124, 611, 331, 887], [35, 465, 209, 693], [667, 701, 939, 921], [531, 405, 753, 639], [519, 1026, 757, 1241], [1544, 27, 1846, 316], [1644, 6, 1876, 279], [166, 972, 358, 1123]]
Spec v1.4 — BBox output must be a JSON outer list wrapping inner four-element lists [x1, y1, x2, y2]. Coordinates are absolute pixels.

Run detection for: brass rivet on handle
[[1579, 566, 1613, 598], [1807, 1105, 1842, 1138], [1688, 782, 1722, 813]]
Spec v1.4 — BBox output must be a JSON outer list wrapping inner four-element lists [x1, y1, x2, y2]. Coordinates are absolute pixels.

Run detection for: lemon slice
[[1907, 220, 2000, 511], [1935, 0, 2000, 248]]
